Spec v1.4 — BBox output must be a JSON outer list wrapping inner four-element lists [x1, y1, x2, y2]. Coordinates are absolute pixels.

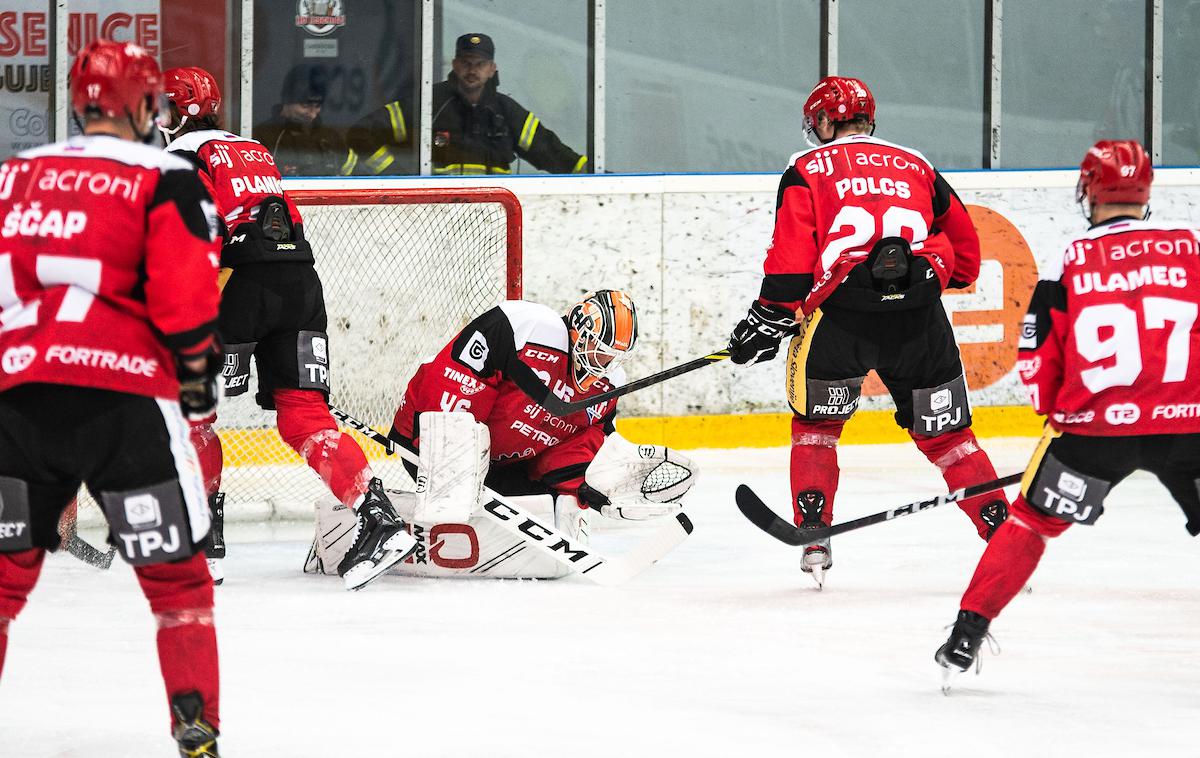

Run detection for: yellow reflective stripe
[[366, 145, 395, 174], [572, 155, 588, 173], [433, 164, 511, 175], [385, 101, 407, 143], [517, 113, 539, 151], [340, 149, 358, 176]]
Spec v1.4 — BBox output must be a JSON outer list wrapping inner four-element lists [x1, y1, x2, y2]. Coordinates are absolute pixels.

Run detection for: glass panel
[[438, 0, 588, 175], [606, 0, 819, 173], [1163, 0, 1200, 166], [1001, 0, 1145, 168], [252, 0, 420, 176], [0, 1, 205, 159], [839, 0, 984, 169]]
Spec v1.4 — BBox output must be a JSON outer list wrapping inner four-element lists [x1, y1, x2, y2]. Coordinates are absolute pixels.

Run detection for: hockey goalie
[[305, 291, 699, 579]]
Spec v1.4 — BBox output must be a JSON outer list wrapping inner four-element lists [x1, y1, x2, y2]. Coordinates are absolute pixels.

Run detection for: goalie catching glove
[[579, 434, 699, 520]]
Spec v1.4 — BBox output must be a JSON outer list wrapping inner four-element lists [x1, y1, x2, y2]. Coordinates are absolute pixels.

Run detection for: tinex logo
[[1104, 403, 1141, 425], [2, 346, 36, 374]]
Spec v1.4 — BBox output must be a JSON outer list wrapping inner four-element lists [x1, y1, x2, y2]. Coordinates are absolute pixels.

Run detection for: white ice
[[2, 437, 1197, 757]]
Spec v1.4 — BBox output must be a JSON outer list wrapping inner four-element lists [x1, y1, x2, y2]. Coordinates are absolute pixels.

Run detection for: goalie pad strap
[[415, 411, 490, 523]]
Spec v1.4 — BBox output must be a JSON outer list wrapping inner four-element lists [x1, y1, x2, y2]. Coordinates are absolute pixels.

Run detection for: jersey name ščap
[[0, 135, 220, 400]]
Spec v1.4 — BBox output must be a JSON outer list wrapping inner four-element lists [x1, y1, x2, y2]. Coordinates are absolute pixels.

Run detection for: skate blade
[[343, 537, 419, 591], [939, 663, 962, 694], [809, 564, 825, 590]]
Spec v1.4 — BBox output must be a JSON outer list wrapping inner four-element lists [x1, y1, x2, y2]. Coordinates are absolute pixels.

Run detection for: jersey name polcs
[[166, 129, 313, 268], [762, 135, 980, 313], [1019, 219, 1200, 435], [0, 136, 221, 399], [393, 301, 621, 493]]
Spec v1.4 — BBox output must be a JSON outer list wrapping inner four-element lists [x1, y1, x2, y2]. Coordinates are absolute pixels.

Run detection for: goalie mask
[[567, 290, 638, 392]]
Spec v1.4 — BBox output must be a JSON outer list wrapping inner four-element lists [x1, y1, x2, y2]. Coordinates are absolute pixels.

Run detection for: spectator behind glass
[[347, 33, 588, 176], [253, 63, 356, 176]]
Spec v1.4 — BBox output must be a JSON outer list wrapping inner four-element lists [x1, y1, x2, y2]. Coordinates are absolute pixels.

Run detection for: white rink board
[[3, 438, 1196, 756]]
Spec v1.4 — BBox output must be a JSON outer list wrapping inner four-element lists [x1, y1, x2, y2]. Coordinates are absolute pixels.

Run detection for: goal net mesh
[[77, 188, 521, 524]]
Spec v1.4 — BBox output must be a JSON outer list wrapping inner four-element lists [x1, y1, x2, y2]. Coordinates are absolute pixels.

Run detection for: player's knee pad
[[909, 374, 971, 437], [99, 480, 209, 566], [910, 427, 981, 471], [1008, 496, 1070, 539], [1025, 452, 1112, 526], [154, 607, 215, 630], [220, 342, 256, 398], [0, 477, 34, 552]]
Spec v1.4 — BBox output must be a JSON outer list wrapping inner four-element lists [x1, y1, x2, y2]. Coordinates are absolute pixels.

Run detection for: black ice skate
[[796, 490, 832, 590], [935, 610, 993, 693], [205, 492, 225, 586], [336, 478, 418, 591], [171, 691, 219, 757], [979, 499, 1008, 540]]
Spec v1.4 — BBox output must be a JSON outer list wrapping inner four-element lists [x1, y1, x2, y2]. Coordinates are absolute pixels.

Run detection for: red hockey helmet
[[804, 76, 876, 128], [1076, 140, 1152, 211], [164, 67, 222, 120], [70, 39, 163, 121]]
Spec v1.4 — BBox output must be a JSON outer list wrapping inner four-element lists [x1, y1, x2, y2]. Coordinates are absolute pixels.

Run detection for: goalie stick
[[534, 349, 732, 417], [736, 472, 1023, 545], [328, 405, 693, 586]]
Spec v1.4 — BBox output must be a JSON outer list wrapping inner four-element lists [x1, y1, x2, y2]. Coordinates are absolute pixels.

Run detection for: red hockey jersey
[[759, 134, 980, 314], [166, 129, 313, 268], [0, 135, 221, 400], [391, 301, 622, 494], [1018, 218, 1200, 435]]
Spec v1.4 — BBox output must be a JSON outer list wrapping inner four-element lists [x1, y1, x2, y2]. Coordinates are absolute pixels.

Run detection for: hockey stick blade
[[737, 472, 1023, 546], [66, 534, 117, 570], [330, 404, 693, 585], [535, 350, 731, 417]]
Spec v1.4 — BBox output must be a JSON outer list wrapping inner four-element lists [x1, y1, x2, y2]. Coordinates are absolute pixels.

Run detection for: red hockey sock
[[910, 429, 1009, 540], [789, 418, 844, 527], [189, 418, 224, 497], [135, 553, 219, 731], [274, 389, 373, 508], [0, 548, 46, 678], [960, 496, 1069, 619]]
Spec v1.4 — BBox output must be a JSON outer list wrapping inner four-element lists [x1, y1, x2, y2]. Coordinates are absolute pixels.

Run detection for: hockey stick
[[534, 349, 732, 417], [329, 404, 693, 585], [736, 472, 1023, 546]]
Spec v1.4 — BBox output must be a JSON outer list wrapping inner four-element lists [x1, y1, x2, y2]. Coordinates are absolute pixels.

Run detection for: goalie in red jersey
[[157, 66, 418, 590], [0, 41, 223, 755], [936, 140, 1200, 688], [727, 76, 1009, 587], [305, 291, 699, 579]]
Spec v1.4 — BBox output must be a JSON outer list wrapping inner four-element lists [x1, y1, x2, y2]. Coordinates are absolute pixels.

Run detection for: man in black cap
[[253, 63, 357, 176], [346, 34, 587, 176]]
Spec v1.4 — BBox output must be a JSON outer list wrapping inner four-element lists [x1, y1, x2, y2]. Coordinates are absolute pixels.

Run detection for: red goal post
[[213, 186, 523, 518]]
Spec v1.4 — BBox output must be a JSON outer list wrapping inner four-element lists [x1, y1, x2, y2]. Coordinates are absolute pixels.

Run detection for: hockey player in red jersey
[[936, 140, 1200, 686], [728, 76, 1009, 587], [158, 66, 418, 590], [387, 291, 696, 525], [0, 41, 223, 756]]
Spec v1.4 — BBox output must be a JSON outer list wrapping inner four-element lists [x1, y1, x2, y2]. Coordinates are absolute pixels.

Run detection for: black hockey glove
[[177, 342, 224, 421], [728, 301, 795, 365]]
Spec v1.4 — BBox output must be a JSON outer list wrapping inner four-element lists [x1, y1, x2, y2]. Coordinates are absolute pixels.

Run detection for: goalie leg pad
[[415, 411, 491, 523]]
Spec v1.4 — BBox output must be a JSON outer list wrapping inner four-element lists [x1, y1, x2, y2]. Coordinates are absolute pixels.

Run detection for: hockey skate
[[336, 478, 418, 591], [979, 499, 1008, 540], [796, 490, 832, 590], [205, 493, 225, 586], [171, 691, 219, 757], [935, 610, 992, 693]]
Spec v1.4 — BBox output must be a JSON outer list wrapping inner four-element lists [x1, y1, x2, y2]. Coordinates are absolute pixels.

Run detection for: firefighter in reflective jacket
[[349, 34, 587, 176]]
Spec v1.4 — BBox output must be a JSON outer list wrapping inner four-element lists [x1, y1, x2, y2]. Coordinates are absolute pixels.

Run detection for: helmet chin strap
[[156, 114, 189, 142]]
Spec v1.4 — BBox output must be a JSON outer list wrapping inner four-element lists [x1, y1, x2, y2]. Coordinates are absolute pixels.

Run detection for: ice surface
[[3, 438, 1197, 757]]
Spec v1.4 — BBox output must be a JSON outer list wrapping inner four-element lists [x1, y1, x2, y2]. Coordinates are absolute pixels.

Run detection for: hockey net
[[77, 187, 522, 524]]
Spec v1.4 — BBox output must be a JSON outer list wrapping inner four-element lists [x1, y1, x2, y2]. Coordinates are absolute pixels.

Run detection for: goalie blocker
[[307, 412, 698, 579]]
